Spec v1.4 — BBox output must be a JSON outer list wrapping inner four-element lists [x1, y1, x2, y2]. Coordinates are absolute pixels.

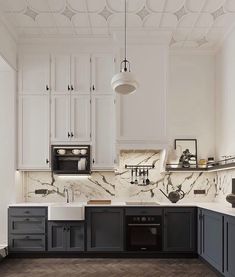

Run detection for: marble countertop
[[8, 201, 235, 217]]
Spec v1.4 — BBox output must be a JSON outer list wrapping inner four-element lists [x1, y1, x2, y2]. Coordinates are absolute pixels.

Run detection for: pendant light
[[111, 0, 138, 95]]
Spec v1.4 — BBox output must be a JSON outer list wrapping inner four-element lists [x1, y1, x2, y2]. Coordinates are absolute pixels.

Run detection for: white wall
[[168, 53, 216, 159], [0, 57, 16, 245], [215, 28, 235, 159]]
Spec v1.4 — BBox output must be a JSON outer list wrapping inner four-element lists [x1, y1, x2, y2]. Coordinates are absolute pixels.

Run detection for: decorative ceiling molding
[[0, 0, 235, 50]]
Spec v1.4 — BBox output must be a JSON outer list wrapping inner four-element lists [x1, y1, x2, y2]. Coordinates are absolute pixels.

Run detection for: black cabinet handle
[[92, 159, 95, 164], [67, 227, 70, 232], [71, 132, 74, 138], [68, 132, 71, 138], [68, 85, 70, 91], [46, 159, 49, 164], [46, 85, 49, 91], [71, 85, 74, 91], [63, 227, 66, 231], [92, 85, 95, 91], [24, 211, 30, 214]]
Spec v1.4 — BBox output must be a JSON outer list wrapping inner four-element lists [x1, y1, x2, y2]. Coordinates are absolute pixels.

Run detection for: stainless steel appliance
[[51, 145, 91, 175], [126, 214, 162, 251]]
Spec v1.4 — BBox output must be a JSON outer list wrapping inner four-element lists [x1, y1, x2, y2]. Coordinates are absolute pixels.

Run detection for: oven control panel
[[132, 216, 156, 223]]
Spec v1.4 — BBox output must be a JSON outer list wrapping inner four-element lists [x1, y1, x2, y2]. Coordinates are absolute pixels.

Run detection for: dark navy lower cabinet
[[224, 215, 235, 277], [86, 207, 124, 252], [200, 209, 224, 274], [8, 207, 47, 252], [163, 208, 196, 252], [48, 221, 84, 252]]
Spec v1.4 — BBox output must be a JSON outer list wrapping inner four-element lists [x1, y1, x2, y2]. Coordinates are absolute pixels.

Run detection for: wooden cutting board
[[87, 200, 111, 205]]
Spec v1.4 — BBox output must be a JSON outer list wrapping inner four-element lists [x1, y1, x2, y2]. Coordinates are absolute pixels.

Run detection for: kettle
[[160, 185, 185, 203]]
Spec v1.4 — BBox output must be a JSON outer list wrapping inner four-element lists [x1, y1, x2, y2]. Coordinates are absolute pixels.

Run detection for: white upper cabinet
[[71, 95, 91, 142], [91, 54, 114, 94], [71, 54, 90, 94], [19, 53, 50, 94], [92, 95, 115, 170], [51, 94, 70, 142], [51, 54, 71, 94], [18, 95, 50, 170]]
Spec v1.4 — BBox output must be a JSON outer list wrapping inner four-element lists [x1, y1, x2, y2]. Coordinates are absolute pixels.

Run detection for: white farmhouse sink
[[48, 203, 85, 221]]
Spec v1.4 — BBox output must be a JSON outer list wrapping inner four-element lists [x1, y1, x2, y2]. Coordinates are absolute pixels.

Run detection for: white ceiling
[[1, 0, 235, 49]]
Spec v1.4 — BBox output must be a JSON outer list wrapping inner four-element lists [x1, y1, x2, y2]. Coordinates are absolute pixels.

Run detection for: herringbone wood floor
[[0, 258, 218, 277]]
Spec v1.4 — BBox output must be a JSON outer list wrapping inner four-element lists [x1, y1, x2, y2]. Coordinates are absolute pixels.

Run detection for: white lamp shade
[[111, 71, 138, 95]]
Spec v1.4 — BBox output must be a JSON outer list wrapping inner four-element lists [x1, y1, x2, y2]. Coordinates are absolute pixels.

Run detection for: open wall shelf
[[165, 162, 235, 173]]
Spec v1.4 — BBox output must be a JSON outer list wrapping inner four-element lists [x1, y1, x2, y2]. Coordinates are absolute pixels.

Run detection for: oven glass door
[[127, 224, 161, 251]]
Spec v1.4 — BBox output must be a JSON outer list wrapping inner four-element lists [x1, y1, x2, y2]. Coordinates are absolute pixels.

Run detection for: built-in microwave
[[51, 145, 91, 175]]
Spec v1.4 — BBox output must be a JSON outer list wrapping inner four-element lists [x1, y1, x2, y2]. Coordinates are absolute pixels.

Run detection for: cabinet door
[[201, 210, 223, 273], [87, 208, 124, 252], [70, 95, 91, 142], [51, 94, 70, 142], [51, 54, 71, 94], [92, 95, 115, 170], [224, 216, 235, 277], [18, 95, 50, 170], [164, 208, 196, 252], [91, 54, 114, 94], [198, 209, 203, 255], [67, 222, 84, 252], [19, 53, 50, 94], [48, 222, 67, 251], [71, 54, 90, 94]]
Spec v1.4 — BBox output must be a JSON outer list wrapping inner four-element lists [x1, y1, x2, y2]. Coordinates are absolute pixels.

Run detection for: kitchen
[[0, 0, 235, 276]]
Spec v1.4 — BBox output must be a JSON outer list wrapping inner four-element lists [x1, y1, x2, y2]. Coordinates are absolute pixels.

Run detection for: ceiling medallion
[[211, 6, 225, 21], [24, 6, 38, 21], [136, 6, 150, 21], [174, 6, 188, 21], [61, 6, 76, 21], [99, 6, 113, 21]]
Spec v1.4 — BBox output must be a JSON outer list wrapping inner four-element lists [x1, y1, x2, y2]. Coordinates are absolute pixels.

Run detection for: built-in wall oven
[[126, 213, 162, 251]]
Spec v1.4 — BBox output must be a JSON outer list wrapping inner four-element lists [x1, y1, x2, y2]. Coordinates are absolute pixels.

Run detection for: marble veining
[[23, 151, 219, 203]]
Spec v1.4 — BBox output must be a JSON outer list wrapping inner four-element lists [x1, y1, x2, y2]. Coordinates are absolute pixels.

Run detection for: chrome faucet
[[63, 188, 69, 203]]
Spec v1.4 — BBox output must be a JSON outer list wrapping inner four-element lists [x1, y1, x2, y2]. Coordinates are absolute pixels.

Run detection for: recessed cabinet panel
[[224, 216, 235, 277], [51, 95, 70, 142], [71, 95, 91, 142], [18, 95, 50, 170], [71, 54, 90, 94], [19, 53, 50, 94], [52, 54, 71, 94], [92, 95, 115, 170], [91, 54, 114, 94]]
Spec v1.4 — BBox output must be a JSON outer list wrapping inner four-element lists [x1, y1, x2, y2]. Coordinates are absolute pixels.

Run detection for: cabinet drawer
[[9, 207, 47, 217], [9, 217, 46, 234], [9, 235, 46, 252], [125, 208, 163, 216]]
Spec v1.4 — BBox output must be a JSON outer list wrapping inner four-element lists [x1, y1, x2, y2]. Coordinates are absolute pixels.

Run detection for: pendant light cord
[[124, 0, 127, 72]]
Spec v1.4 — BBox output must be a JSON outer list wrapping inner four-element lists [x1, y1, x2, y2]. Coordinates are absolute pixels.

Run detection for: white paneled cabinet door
[[51, 95, 70, 142], [19, 53, 50, 94], [91, 54, 114, 94], [92, 95, 115, 170], [18, 95, 50, 170], [51, 54, 71, 94], [71, 54, 90, 94], [71, 95, 91, 142]]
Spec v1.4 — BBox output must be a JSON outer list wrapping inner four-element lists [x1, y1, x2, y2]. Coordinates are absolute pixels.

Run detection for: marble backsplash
[[22, 150, 225, 204]]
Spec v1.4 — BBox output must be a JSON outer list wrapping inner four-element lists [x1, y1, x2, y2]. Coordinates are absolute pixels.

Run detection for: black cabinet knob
[[71, 85, 74, 91], [68, 85, 71, 91], [92, 159, 95, 164], [92, 85, 95, 91], [46, 85, 49, 91], [68, 132, 71, 138], [46, 159, 49, 164], [71, 132, 74, 138]]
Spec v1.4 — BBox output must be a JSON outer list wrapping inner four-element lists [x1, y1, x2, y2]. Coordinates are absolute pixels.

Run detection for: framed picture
[[174, 139, 198, 167]]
